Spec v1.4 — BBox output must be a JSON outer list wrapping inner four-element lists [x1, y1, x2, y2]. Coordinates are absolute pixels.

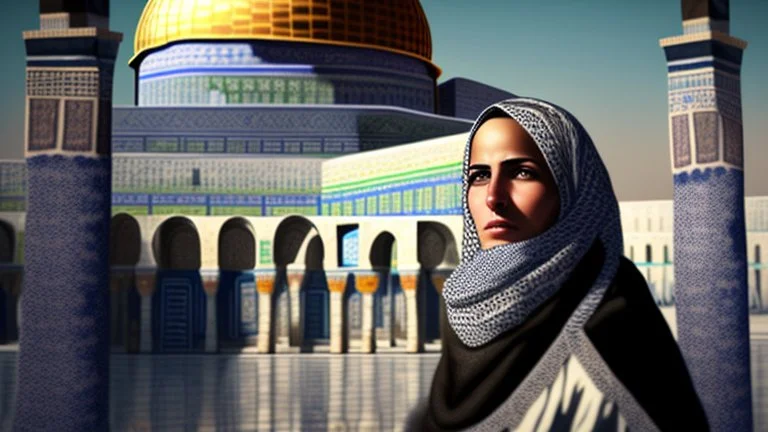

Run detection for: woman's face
[[467, 117, 560, 249]]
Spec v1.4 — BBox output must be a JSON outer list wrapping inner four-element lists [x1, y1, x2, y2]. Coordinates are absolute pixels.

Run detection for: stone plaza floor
[[0, 310, 767, 431]]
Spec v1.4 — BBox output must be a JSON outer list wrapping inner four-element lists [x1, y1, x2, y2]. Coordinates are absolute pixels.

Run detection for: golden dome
[[131, 0, 438, 74]]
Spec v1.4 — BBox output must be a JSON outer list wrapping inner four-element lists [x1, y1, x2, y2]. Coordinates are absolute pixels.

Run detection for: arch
[[417, 221, 458, 343], [218, 217, 256, 271], [217, 217, 258, 345], [417, 221, 459, 270], [273, 216, 328, 346], [153, 217, 201, 270], [369, 232, 395, 270], [109, 214, 142, 351], [368, 231, 399, 347], [305, 235, 324, 271], [151, 217, 205, 352], [303, 233, 330, 341], [110, 214, 141, 266], [273, 215, 315, 267]]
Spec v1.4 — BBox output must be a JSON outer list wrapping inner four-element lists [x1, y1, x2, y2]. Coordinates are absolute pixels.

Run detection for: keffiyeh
[[442, 97, 624, 347]]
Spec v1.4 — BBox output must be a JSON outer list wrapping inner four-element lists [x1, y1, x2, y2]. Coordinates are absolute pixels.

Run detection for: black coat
[[408, 241, 709, 431]]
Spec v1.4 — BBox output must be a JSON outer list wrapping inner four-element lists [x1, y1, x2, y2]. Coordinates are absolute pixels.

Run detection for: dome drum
[[137, 41, 436, 112]]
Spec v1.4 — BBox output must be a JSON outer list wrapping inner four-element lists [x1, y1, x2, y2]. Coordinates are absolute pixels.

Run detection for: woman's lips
[[484, 220, 519, 232]]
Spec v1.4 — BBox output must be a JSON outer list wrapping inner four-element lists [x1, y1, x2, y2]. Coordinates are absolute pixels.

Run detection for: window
[[646, 244, 652, 263]]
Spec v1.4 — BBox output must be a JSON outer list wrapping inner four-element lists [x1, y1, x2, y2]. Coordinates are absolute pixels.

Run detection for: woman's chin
[[480, 235, 527, 250]]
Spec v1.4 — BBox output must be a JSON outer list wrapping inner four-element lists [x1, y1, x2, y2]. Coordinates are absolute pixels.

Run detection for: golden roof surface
[[131, 0, 437, 73]]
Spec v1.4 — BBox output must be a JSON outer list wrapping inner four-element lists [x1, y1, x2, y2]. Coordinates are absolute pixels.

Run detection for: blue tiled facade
[[137, 42, 436, 113]]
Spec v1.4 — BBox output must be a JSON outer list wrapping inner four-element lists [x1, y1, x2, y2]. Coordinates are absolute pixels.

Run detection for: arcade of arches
[[103, 214, 458, 354]]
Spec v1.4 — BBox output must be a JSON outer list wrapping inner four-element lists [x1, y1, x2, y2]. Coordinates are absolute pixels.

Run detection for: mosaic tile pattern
[[723, 115, 744, 167], [694, 111, 719, 164], [26, 69, 99, 98], [322, 132, 465, 216], [138, 43, 434, 110], [14, 155, 112, 430], [112, 106, 471, 142], [62, 100, 94, 152], [672, 114, 691, 168], [27, 99, 59, 151], [673, 168, 752, 432]]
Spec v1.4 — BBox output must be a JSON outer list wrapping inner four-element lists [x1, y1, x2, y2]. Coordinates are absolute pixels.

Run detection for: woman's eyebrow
[[468, 164, 489, 170], [500, 157, 537, 167]]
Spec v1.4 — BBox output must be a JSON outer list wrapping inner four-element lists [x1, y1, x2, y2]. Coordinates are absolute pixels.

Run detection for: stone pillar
[[326, 272, 348, 354], [201, 269, 219, 353], [256, 271, 276, 354], [661, 7, 753, 429], [287, 269, 304, 347], [135, 269, 156, 353], [17, 6, 122, 429], [400, 271, 422, 353], [356, 271, 379, 354]]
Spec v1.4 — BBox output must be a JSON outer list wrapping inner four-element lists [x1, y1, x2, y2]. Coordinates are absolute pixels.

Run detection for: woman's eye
[[468, 171, 490, 185], [514, 168, 537, 180]]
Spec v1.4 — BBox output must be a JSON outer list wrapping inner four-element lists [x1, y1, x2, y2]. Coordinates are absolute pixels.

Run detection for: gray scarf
[[442, 98, 624, 347]]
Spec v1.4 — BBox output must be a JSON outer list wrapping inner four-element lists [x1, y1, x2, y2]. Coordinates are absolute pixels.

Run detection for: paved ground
[[0, 310, 766, 431]]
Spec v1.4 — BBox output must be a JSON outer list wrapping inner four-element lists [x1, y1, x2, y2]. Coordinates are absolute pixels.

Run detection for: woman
[[407, 98, 708, 431]]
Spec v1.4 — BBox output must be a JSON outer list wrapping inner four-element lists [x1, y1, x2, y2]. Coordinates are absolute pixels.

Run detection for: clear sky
[[0, 0, 765, 201]]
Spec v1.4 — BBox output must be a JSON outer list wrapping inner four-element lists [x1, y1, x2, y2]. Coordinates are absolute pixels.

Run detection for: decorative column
[[660, 2, 752, 430], [326, 271, 348, 354], [16, 3, 122, 427], [355, 271, 379, 354], [201, 269, 219, 353], [135, 269, 156, 353], [400, 271, 422, 353], [256, 271, 276, 354], [287, 268, 305, 347]]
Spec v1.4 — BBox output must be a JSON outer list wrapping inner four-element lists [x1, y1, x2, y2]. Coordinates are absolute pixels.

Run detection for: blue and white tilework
[[14, 155, 112, 431]]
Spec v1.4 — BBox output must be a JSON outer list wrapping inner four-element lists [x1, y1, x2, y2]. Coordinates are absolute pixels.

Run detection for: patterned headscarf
[[442, 97, 624, 347]]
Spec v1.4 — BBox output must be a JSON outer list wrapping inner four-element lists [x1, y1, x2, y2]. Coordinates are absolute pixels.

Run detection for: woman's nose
[[485, 177, 509, 212]]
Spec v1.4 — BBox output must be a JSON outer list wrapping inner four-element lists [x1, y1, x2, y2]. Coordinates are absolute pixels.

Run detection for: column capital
[[326, 271, 349, 293], [135, 267, 156, 297], [200, 269, 219, 296], [355, 271, 379, 295], [399, 270, 419, 292], [255, 271, 276, 294], [287, 268, 304, 290]]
